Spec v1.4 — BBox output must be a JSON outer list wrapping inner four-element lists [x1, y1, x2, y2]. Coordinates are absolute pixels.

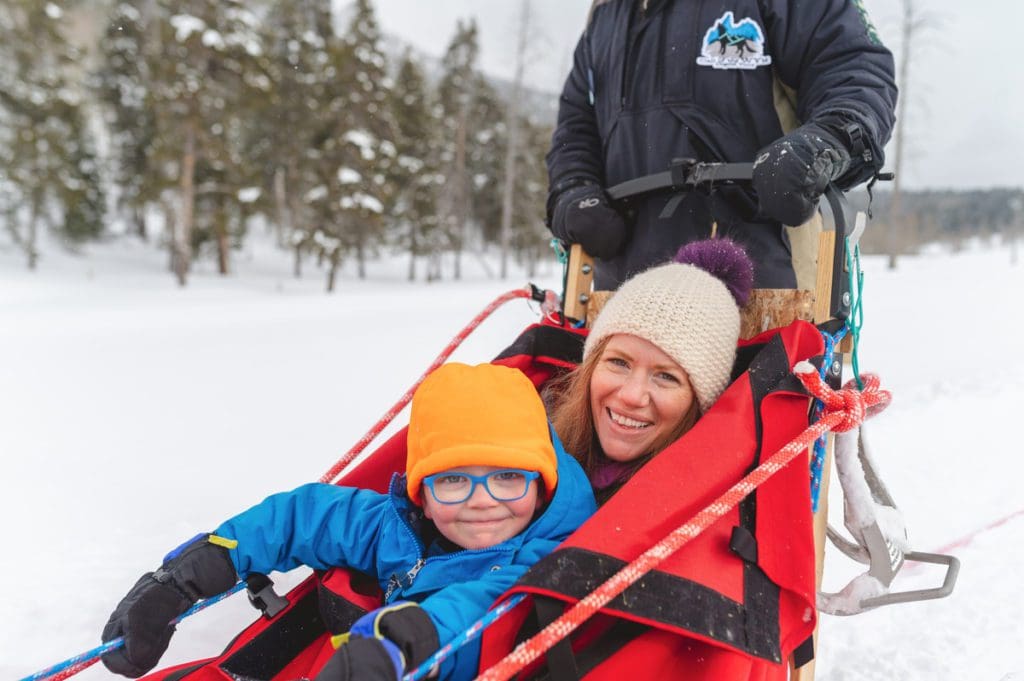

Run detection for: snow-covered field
[[2, 236, 1022, 680]]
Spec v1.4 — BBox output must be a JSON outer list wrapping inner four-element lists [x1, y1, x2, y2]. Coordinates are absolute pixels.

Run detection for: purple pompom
[[674, 238, 754, 306]]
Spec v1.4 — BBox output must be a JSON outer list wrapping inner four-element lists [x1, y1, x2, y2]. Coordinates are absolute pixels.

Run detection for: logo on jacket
[[697, 11, 772, 70]]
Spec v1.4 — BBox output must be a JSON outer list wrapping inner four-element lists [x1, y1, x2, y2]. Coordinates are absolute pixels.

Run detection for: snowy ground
[[2, 235, 1022, 680]]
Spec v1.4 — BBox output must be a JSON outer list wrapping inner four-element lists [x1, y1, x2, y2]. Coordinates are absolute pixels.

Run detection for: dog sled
[[28, 163, 958, 681]]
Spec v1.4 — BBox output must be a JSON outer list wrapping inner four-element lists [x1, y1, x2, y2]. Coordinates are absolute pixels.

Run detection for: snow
[[337, 167, 362, 185], [169, 15, 205, 44], [2, 236, 1022, 680]]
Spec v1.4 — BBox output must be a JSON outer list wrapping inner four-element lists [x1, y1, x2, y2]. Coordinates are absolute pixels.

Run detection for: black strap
[[535, 597, 580, 681], [730, 526, 759, 564], [792, 635, 815, 668], [606, 160, 754, 202]]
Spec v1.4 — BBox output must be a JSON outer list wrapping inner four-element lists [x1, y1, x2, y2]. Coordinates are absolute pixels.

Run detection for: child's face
[[422, 465, 543, 550]]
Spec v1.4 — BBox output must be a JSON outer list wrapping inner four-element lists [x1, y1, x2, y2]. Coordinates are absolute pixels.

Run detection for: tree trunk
[[162, 194, 177, 272], [408, 220, 418, 281], [134, 204, 147, 241], [174, 117, 197, 286], [294, 243, 303, 278], [326, 249, 340, 292], [274, 166, 291, 248], [888, 0, 915, 271], [453, 101, 469, 281], [26, 195, 40, 270], [215, 200, 230, 275], [357, 234, 366, 280]]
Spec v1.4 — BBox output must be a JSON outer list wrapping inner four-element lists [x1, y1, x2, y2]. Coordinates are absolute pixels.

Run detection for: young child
[[101, 362, 597, 681]]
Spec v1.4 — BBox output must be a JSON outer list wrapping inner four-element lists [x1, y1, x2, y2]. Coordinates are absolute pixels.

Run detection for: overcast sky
[[369, 0, 1024, 191]]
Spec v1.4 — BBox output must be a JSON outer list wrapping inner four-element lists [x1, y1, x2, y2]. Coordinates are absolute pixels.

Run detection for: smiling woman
[[588, 334, 697, 463], [550, 238, 753, 503]]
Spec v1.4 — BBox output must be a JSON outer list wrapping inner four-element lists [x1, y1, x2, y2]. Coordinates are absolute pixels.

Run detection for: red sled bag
[[477, 319, 824, 680]]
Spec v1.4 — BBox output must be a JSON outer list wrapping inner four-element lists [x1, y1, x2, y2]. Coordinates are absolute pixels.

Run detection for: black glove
[[315, 637, 404, 681], [315, 602, 440, 681], [101, 534, 238, 678], [752, 121, 852, 226], [550, 184, 629, 259]]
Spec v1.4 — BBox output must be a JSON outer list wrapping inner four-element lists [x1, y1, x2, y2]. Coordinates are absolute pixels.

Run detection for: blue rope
[[549, 238, 569, 265], [404, 594, 526, 681], [26, 582, 522, 681], [809, 327, 847, 513], [19, 582, 246, 681], [844, 236, 866, 389]]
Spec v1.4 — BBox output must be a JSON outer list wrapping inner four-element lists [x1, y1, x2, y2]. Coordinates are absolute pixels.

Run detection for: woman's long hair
[[548, 335, 701, 494]]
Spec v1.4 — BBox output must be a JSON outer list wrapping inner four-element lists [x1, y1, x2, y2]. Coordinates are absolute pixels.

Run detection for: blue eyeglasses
[[422, 469, 540, 505]]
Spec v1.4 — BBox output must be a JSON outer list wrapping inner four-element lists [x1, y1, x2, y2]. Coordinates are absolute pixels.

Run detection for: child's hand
[[316, 602, 439, 680], [315, 636, 405, 681], [100, 533, 238, 677]]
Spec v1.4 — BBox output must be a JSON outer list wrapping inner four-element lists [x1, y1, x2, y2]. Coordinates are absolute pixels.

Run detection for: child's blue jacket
[[213, 432, 596, 680]]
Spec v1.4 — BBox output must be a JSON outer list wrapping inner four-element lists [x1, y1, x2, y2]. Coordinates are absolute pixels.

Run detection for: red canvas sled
[[140, 317, 822, 681]]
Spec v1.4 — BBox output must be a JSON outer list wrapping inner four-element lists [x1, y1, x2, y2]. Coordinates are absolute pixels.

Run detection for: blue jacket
[[547, 0, 897, 288], [214, 436, 596, 680]]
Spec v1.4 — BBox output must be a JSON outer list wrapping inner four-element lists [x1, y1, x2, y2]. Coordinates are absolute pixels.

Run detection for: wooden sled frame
[[560, 186, 857, 680]]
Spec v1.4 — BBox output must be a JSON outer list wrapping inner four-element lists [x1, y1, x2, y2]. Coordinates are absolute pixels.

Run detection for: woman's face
[[589, 334, 695, 463]]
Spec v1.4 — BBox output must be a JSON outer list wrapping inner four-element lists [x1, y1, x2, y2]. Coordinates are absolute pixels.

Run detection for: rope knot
[[792, 361, 892, 433], [831, 387, 866, 432]]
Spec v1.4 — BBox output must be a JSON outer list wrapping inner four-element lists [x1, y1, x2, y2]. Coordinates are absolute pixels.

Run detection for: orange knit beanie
[[405, 362, 557, 505]]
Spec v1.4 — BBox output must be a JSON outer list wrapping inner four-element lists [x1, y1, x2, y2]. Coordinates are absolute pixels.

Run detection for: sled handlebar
[[597, 159, 857, 323]]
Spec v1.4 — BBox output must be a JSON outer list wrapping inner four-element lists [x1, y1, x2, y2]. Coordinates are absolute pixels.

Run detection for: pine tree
[[0, 0, 106, 268], [305, 0, 395, 290], [389, 50, 441, 281], [437, 19, 481, 280], [248, 0, 334, 274], [511, 115, 554, 277], [467, 75, 505, 252], [145, 0, 264, 283], [95, 0, 156, 240]]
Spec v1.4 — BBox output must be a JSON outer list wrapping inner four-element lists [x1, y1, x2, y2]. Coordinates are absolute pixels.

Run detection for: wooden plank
[[739, 289, 814, 340], [563, 244, 595, 323], [791, 228, 847, 681]]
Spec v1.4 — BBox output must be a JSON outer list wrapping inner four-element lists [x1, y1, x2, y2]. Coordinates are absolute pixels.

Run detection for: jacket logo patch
[[697, 11, 772, 70]]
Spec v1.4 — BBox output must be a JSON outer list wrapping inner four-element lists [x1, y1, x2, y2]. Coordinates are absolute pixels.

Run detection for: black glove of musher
[[100, 534, 238, 678], [314, 602, 440, 681], [550, 184, 629, 259], [752, 121, 852, 226]]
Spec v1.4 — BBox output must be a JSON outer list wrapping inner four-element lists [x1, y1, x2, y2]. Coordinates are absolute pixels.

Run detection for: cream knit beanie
[[583, 239, 754, 413]]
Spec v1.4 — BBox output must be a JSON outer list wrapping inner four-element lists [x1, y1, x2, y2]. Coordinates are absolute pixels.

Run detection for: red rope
[[476, 364, 891, 681], [49, 658, 98, 681], [319, 288, 532, 484], [931, 507, 1024, 556]]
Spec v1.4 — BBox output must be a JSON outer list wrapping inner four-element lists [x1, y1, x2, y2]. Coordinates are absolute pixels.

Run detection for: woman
[[550, 237, 754, 503], [484, 238, 817, 679]]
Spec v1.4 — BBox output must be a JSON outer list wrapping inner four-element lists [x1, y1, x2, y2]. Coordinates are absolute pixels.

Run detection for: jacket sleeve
[[762, 0, 898, 186], [545, 31, 605, 226], [213, 482, 387, 577]]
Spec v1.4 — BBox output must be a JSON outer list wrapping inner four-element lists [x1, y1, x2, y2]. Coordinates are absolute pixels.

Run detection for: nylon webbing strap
[[534, 597, 580, 681], [606, 161, 754, 201]]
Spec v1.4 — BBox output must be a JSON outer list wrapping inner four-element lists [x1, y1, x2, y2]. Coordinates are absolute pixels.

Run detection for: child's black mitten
[[315, 601, 440, 681], [100, 534, 238, 678]]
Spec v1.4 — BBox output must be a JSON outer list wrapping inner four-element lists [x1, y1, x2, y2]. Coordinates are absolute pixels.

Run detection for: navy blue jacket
[[547, 0, 897, 288], [213, 438, 596, 680]]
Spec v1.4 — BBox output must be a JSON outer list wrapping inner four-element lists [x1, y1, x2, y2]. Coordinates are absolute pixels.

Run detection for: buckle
[[245, 573, 289, 619]]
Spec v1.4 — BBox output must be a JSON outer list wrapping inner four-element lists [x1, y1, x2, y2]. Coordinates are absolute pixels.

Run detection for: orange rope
[[476, 365, 891, 681], [320, 288, 532, 484]]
